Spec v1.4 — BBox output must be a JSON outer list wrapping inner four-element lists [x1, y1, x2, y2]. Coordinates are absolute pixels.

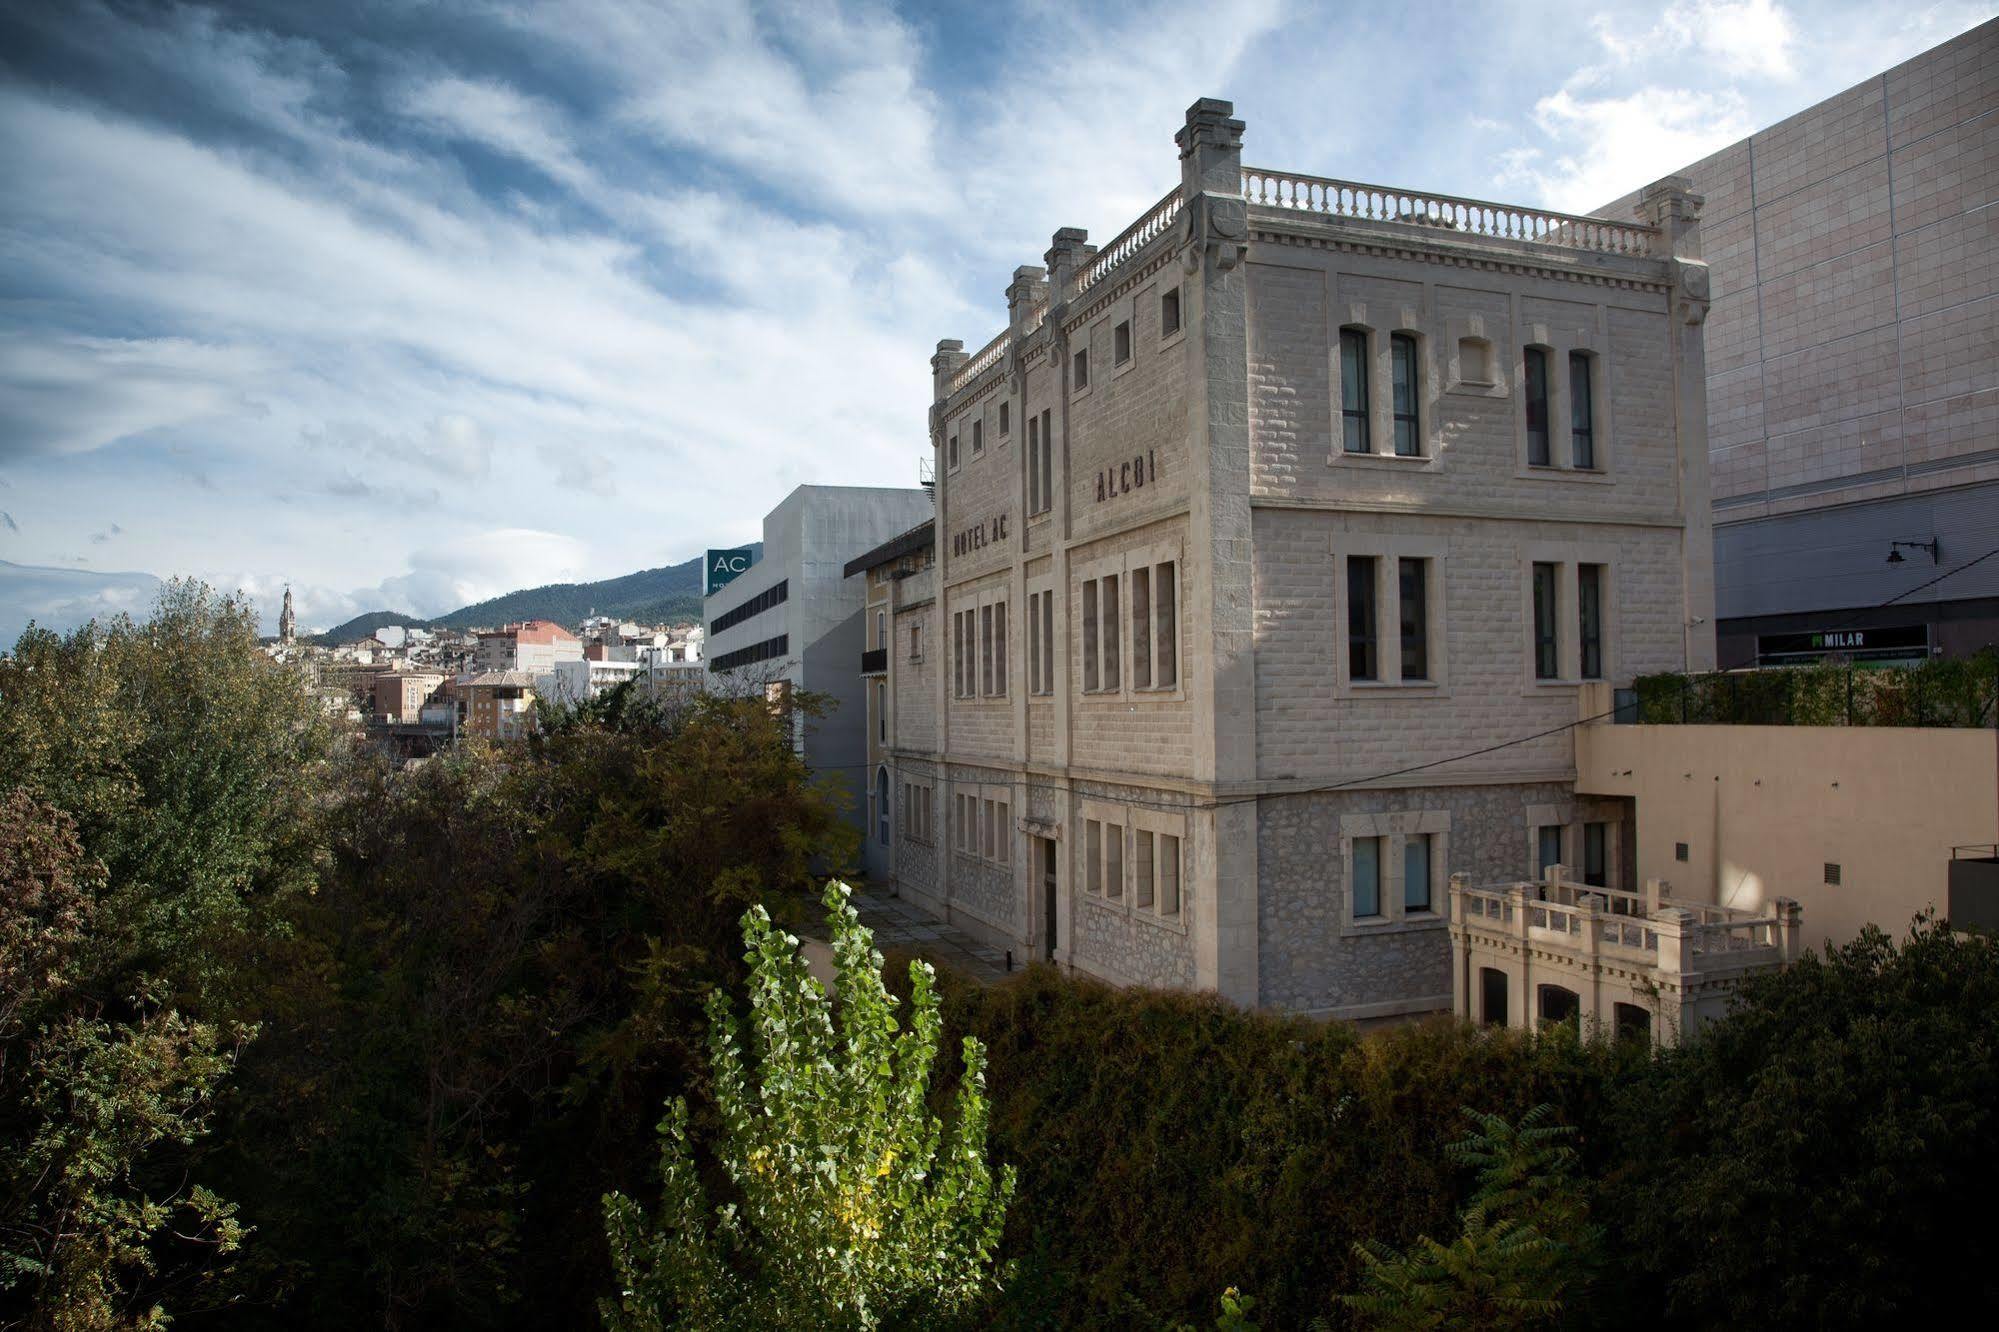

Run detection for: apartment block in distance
[[1598, 17, 1999, 666], [705, 485, 935, 849], [888, 98, 1715, 1019]]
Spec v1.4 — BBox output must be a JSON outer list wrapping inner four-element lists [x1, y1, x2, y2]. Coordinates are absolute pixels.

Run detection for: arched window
[[1537, 983, 1580, 1029]]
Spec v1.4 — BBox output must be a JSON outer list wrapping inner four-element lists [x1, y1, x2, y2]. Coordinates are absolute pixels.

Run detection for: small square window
[[1675, 842, 1689, 862], [1161, 287, 1181, 337], [1073, 347, 1090, 389], [1114, 320, 1132, 366], [1824, 862, 1841, 886]]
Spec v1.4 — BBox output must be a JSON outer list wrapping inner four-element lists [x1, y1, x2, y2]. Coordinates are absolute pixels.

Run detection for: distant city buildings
[[476, 619, 583, 674]]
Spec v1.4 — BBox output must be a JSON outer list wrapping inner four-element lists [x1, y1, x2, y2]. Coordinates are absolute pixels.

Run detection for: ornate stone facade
[[875, 99, 1712, 1019]]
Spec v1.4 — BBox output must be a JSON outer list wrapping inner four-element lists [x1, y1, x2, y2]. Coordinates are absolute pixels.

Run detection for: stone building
[[1597, 18, 1999, 665], [846, 519, 936, 882], [886, 98, 1715, 1019]]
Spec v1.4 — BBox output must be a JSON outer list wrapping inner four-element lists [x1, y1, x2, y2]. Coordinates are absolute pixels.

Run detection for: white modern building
[[705, 485, 935, 849]]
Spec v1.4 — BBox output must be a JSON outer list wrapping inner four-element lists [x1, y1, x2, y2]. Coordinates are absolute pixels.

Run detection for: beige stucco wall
[[1575, 685, 1998, 949]]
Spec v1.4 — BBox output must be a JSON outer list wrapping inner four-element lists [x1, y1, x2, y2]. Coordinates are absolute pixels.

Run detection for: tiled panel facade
[[1636, 16, 1999, 561]]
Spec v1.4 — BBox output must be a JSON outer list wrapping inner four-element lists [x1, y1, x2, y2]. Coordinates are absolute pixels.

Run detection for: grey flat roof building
[[704, 484, 934, 846], [1598, 17, 1999, 666]]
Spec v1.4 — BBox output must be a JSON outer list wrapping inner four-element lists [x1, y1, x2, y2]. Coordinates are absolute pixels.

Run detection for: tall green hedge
[[931, 968, 1633, 1329], [1633, 649, 1999, 727]]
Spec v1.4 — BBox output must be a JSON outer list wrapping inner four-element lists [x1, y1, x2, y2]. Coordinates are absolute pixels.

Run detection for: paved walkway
[[840, 888, 1015, 985]]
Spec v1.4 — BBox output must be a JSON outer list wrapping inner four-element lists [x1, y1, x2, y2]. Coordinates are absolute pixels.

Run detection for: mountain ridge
[[312, 545, 760, 644]]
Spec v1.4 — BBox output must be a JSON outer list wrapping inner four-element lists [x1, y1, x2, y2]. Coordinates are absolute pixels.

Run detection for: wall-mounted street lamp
[[1886, 538, 1939, 565]]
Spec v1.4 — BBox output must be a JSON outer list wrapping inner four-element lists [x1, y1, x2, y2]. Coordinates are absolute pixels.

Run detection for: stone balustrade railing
[[948, 327, 1010, 393], [1240, 167, 1658, 257], [1073, 188, 1183, 297], [1456, 872, 1793, 967]]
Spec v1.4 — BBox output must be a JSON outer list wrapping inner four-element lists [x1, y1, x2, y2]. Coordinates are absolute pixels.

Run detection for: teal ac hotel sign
[[705, 548, 755, 597]]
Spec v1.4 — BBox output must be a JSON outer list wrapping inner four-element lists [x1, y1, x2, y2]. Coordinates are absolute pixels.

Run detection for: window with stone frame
[[1523, 346, 1552, 466], [1080, 572, 1120, 693], [972, 417, 984, 457], [1073, 346, 1090, 390], [1339, 326, 1371, 453], [1160, 286, 1182, 339], [1114, 319, 1132, 367], [1390, 332, 1421, 456], [1343, 811, 1450, 928], [955, 594, 1009, 700], [1027, 586, 1056, 696], [999, 400, 1011, 438], [1129, 559, 1179, 691]]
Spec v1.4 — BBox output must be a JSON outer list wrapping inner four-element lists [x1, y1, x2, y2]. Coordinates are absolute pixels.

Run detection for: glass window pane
[[1348, 556, 1377, 681], [1525, 347, 1550, 466], [1341, 328, 1370, 453], [1102, 575, 1120, 690], [1578, 565, 1603, 680], [1399, 557, 1428, 681], [1392, 334, 1420, 456], [1533, 562, 1559, 679], [1082, 581, 1098, 692], [1135, 830, 1154, 907], [1160, 834, 1181, 914], [1570, 351, 1594, 469], [1538, 825, 1563, 877], [1131, 566, 1151, 689], [1106, 824, 1123, 898], [1041, 590, 1054, 693], [1353, 836, 1381, 917], [1086, 819, 1101, 893], [1404, 834, 1431, 912], [1155, 562, 1177, 689]]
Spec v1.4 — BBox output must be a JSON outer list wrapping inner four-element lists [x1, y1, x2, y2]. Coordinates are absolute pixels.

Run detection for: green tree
[[0, 580, 339, 1013], [1600, 916, 1999, 1327], [1337, 1107, 1598, 1330], [601, 882, 1014, 1331], [0, 794, 246, 1332]]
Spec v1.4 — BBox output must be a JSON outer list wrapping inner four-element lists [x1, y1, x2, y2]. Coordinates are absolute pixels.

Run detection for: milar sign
[[705, 547, 755, 597]]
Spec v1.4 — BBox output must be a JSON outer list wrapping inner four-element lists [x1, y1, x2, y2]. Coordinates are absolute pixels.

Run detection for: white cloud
[[1594, 0, 1800, 80], [0, 333, 269, 459]]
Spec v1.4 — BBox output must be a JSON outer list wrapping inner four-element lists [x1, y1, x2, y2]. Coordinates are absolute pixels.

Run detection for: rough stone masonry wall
[[1256, 781, 1574, 1015], [891, 597, 935, 753], [1067, 776, 1200, 990]]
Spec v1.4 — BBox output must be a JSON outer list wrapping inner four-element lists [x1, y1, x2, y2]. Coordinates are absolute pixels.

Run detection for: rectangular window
[[1027, 592, 1042, 695], [1391, 333, 1420, 456], [1353, 836, 1382, 918], [1134, 830, 1155, 908], [1537, 825, 1563, 877], [1161, 287, 1181, 337], [972, 419, 984, 456], [876, 680, 885, 743], [979, 604, 993, 696], [1578, 564, 1604, 680], [1524, 347, 1551, 466], [910, 622, 922, 661], [1532, 562, 1560, 679], [1086, 819, 1103, 894], [1158, 834, 1181, 915], [999, 401, 1011, 437], [1154, 561, 1177, 690], [1081, 580, 1098, 692], [993, 601, 1007, 696], [1039, 589, 1054, 695], [1131, 565, 1151, 689], [1039, 410, 1053, 513], [996, 798, 1010, 864], [1348, 556, 1378, 681], [1074, 347, 1089, 389], [1114, 320, 1132, 366], [949, 433, 960, 470], [1398, 557, 1428, 682], [1569, 352, 1594, 469], [1027, 415, 1042, 515], [981, 798, 995, 860], [1583, 821, 1607, 887], [1101, 574, 1120, 691], [1340, 327, 1370, 453], [1105, 822, 1123, 899], [1404, 833, 1432, 912]]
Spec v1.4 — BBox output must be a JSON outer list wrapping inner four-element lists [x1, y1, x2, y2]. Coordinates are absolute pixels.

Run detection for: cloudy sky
[[1, 0, 1991, 635]]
